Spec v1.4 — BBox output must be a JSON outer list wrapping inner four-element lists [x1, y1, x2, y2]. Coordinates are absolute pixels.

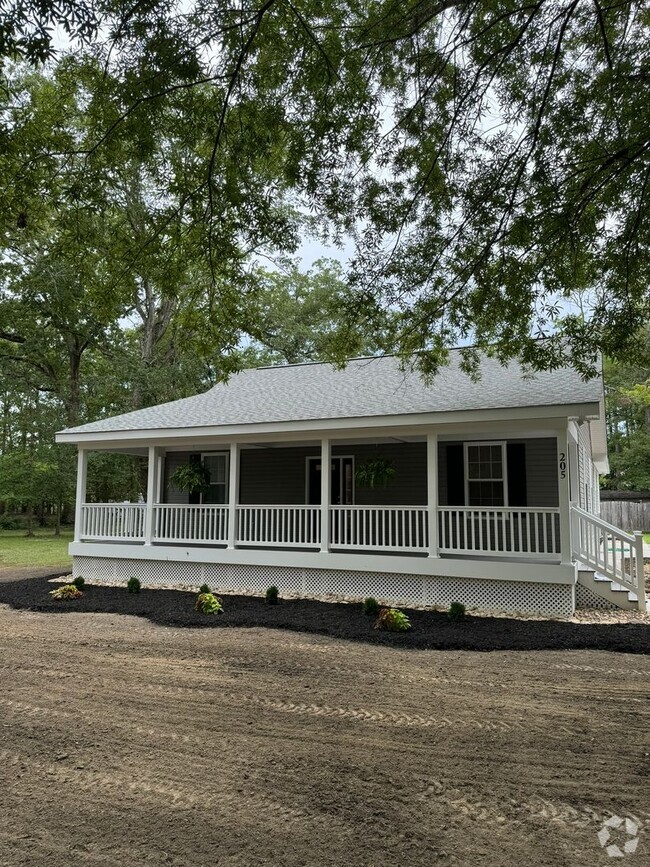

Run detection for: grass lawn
[[0, 528, 73, 569], [644, 533, 650, 545]]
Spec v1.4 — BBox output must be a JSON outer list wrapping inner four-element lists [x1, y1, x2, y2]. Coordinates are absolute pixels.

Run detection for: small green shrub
[[375, 607, 411, 632], [265, 585, 279, 605], [0, 515, 21, 530], [448, 601, 466, 622], [127, 576, 141, 594], [50, 584, 83, 600], [195, 592, 223, 615], [199, 583, 211, 595], [72, 575, 85, 590], [362, 597, 379, 616]]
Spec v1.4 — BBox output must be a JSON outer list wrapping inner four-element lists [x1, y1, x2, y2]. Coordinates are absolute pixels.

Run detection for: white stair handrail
[[570, 503, 646, 612], [570, 503, 636, 544]]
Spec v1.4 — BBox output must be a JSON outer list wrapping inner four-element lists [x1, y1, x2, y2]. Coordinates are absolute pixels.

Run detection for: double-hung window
[[201, 452, 229, 504], [464, 442, 507, 507]]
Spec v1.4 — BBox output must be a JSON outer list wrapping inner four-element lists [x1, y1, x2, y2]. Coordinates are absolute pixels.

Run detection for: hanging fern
[[169, 461, 211, 495], [355, 457, 396, 489]]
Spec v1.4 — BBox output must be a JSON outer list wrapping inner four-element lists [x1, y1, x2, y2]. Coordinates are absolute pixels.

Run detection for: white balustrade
[[329, 506, 428, 552], [153, 504, 228, 544], [236, 506, 321, 547], [81, 503, 146, 541], [571, 504, 646, 609], [438, 507, 561, 557]]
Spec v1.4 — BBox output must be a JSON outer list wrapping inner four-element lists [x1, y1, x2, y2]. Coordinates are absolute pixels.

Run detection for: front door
[[307, 457, 354, 505]]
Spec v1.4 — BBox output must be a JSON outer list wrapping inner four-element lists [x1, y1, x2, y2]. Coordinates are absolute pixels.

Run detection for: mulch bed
[[1, 574, 649, 654]]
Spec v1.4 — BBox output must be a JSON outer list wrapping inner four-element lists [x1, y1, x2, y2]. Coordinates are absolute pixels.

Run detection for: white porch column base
[[426, 431, 439, 557], [73, 448, 88, 543], [227, 443, 240, 549], [320, 439, 331, 553]]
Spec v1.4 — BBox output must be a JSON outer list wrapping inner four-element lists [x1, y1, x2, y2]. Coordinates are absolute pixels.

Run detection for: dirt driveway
[[0, 604, 648, 867]]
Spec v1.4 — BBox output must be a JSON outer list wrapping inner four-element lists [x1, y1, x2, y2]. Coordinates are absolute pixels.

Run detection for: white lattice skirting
[[72, 555, 575, 616], [574, 582, 618, 610]]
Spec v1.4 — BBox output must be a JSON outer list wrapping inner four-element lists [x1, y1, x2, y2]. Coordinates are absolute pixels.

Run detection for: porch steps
[[577, 567, 641, 611]]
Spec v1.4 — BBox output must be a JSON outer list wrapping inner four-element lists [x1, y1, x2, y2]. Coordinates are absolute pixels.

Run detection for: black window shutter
[[446, 444, 465, 506], [507, 443, 527, 507], [188, 453, 202, 505]]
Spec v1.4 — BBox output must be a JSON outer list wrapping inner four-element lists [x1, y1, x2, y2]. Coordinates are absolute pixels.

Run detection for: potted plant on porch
[[169, 461, 211, 496], [355, 457, 396, 489]]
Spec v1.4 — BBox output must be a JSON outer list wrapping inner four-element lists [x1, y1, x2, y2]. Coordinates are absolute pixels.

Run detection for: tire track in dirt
[[0, 687, 573, 751], [7, 744, 637, 847], [551, 662, 650, 677], [0, 748, 310, 828], [245, 696, 574, 736], [416, 779, 650, 835], [0, 831, 129, 865]]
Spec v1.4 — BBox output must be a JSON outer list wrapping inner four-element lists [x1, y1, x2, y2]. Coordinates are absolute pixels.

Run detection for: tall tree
[[4, 0, 648, 376]]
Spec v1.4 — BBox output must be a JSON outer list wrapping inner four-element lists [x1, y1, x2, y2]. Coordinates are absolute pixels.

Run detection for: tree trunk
[[25, 504, 34, 537]]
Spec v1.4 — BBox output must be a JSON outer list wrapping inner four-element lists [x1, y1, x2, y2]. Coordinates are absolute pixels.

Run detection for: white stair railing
[[571, 503, 646, 611]]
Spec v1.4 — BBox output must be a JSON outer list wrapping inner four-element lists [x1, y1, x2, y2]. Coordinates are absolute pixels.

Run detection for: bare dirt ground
[[0, 604, 648, 867]]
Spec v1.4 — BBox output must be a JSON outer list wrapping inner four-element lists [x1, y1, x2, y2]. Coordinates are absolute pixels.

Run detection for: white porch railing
[[329, 506, 428, 552], [571, 504, 646, 609], [80, 503, 146, 541], [438, 507, 561, 558], [153, 504, 228, 544], [236, 506, 321, 547]]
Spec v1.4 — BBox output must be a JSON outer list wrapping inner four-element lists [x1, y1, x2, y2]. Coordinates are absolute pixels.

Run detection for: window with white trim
[[464, 442, 507, 507], [201, 452, 229, 504]]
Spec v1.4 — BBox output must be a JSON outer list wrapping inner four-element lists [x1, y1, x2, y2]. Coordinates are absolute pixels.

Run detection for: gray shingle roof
[[58, 352, 603, 436]]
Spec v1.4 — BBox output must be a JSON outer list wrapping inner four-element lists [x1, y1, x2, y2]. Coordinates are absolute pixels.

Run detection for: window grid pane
[[466, 443, 506, 507]]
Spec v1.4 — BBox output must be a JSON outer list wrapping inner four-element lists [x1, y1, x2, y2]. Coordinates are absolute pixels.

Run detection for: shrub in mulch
[[195, 592, 223, 615], [49, 584, 83, 601], [375, 607, 411, 632], [362, 597, 380, 616], [448, 601, 466, 622], [1, 575, 649, 655]]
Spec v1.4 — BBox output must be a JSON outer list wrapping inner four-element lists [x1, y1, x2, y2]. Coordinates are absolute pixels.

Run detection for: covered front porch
[[73, 423, 571, 564]]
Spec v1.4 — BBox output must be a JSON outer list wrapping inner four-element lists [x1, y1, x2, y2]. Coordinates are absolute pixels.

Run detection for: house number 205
[[559, 452, 567, 479]]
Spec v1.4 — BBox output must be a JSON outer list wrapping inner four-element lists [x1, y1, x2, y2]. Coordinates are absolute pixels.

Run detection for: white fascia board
[[55, 401, 601, 448]]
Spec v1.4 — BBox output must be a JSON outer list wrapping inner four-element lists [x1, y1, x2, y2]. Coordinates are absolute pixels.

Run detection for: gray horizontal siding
[[337, 443, 426, 506], [523, 438, 558, 507], [240, 447, 315, 505], [164, 439, 557, 507], [239, 443, 427, 506], [163, 452, 191, 504]]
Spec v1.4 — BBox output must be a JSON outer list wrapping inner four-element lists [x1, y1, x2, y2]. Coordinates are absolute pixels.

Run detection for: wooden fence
[[599, 498, 650, 533]]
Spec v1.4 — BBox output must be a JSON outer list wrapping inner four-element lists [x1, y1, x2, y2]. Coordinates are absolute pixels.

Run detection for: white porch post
[[320, 439, 330, 553], [73, 447, 88, 543], [557, 428, 572, 564], [227, 443, 240, 549], [144, 445, 162, 546], [427, 432, 439, 557]]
